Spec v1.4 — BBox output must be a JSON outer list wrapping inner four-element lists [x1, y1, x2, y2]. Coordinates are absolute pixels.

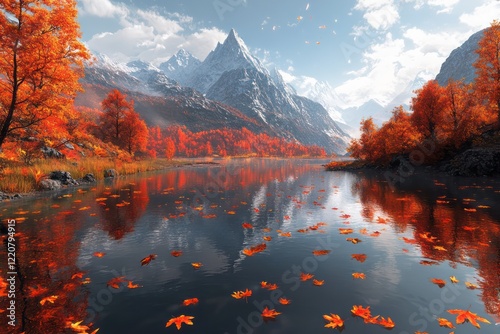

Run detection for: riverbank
[[0, 157, 207, 200], [325, 146, 500, 177]]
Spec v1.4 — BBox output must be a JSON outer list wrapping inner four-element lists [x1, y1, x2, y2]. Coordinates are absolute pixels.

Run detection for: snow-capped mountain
[[435, 29, 484, 86], [80, 29, 350, 154], [185, 29, 270, 94], [159, 49, 201, 86], [182, 29, 349, 153]]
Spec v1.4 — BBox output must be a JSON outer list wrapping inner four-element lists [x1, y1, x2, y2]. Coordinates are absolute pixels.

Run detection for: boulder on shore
[[49, 171, 79, 186], [81, 173, 96, 183], [39, 179, 62, 190], [442, 148, 500, 176], [104, 169, 118, 178]]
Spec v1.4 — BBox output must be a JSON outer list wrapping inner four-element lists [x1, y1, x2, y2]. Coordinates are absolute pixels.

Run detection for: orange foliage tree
[[474, 20, 500, 124], [0, 0, 89, 149], [411, 80, 448, 142], [165, 138, 176, 159], [348, 118, 378, 161], [99, 89, 148, 155]]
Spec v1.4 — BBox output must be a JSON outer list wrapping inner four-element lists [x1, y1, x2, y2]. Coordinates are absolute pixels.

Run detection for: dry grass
[[0, 158, 183, 194]]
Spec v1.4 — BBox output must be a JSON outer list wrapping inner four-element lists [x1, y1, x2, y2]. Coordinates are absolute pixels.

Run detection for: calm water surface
[[1, 158, 499, 334]]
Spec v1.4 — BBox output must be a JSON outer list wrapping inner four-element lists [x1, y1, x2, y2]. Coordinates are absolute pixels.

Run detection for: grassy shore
[[0, 157, 189, 194]]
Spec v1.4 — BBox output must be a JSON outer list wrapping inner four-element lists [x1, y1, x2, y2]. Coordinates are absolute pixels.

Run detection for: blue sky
[[76, 0, 499, 108]]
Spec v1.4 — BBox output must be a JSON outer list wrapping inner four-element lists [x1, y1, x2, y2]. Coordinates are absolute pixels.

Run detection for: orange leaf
[[339, 228, 353, 234], [430, 278, 446, 288], [312, 249, 331, 256], [140, 254, 157, 266], [465, 281, 479, 289], [323, 313, 344, 329], [165, 315, 194, 330], [447, 309, 491, 328], [437, 317, 455, 328], [263, 236, 272, 241], [312, 279, 324, 286], [242, 222, 253, 229], [377, 316, 395, 329], [449, 276, 459, 284], [231, 289, 252, 301], [279, 231, 292, 237], [351, 253, 367, 262], [93, 252, 105, 258], [300, 272, 314, 281], [107, 277, 126, 289], [242, 243, 267, 256], [261, 306, 281, 319], [346, 238, 361, 244], [279, 297, 291, 305], [170, 250, 183, 257], [351, 305, 372, 319], [352, 272, 366, 279], [260, 281, 278, 290], [191, 262, 203, 269], [127, 281, 141, 289], [182, 298, 199, 306]]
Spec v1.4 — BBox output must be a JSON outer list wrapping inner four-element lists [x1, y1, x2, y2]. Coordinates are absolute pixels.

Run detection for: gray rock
[[39, 179, 62, 190], [444, 148, 500, 176], [81, 173, 96, 183], [64, 142, 75, 150], [41, 146, 64, 159], [104, 169, 118, 178], [49, 170, 79, 186]]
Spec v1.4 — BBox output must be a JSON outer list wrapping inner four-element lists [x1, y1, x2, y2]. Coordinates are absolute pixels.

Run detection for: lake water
[[1, 158, 499, 334]]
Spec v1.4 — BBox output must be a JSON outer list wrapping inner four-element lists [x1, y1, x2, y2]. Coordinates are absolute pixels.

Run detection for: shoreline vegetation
[[0, 155, 330, 200]]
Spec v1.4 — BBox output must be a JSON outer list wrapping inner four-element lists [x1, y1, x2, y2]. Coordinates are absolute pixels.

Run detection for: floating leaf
[[127, 281, 141, 289], [352, 272, 366, 279], [242, 222, 253, 229], [261, 306, 281, 319], [339, 228, 353, 234], [260, 281, 278, 290], [430, 278, 447, 288], [140, 254, 157, 266], [377, 316, 395, 329], [437, 317, 455, 328], [107, 277, 126, 289], [346, 238, 361, 244], [279, 297, 291, 305], [182, 298, 199, 306], [231, 289, 252, 301], [351, 253, 367, 262], [93, 252, 105, 258], [313, 279, 324, 286], [450, 276, 459, 284], [465, 281, 479, 289], [170, 250, 183, 257], [263, 236, 272, 241], [323, 313, 344, 329], [191, 262, 203, 269], [447, 309, 491, 328], [165, 315, 194, 330], [300, 272, 314, 281], [242, 243, 267, 256], [312, 249, 330, 256]]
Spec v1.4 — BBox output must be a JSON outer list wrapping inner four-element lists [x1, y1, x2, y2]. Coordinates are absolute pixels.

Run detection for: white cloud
[[79, 0, 128, 18], [84, 4, 227, 65], [335, 28, 468, 108], [405, 0, 460, 13], [460, 1, 500, 30], [354, 0, 400, 30]]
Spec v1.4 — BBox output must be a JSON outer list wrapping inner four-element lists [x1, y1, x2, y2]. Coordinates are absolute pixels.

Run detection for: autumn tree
[[411, 80, 448, 142], [165, 138, 175, 159], [121, 109, 148, 155], [474, 20, 500, 124], [348, 117, 378, 161], [0, 0, 89, 149], [100, 89, 133, 145]]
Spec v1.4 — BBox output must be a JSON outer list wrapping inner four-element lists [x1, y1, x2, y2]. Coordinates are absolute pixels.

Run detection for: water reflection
[[0, 159, 499, 333]]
